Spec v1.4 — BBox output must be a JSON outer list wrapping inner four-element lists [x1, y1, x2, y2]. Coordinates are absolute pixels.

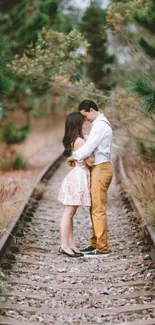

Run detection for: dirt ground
[[0, 114, 65, 236]]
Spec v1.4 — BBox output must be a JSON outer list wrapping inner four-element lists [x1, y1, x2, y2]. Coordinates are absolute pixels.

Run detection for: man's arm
[[73, 122, 108, 161]]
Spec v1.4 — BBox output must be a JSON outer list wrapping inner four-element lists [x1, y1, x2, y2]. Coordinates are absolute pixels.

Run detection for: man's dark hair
[[78, 100, 98, 112]]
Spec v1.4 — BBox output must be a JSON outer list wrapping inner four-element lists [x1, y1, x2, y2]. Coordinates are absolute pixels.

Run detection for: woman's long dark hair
[[63, 112, 84, 157]]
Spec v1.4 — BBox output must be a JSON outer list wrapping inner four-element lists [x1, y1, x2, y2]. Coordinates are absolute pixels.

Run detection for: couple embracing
[[58, 100, 113, 258]]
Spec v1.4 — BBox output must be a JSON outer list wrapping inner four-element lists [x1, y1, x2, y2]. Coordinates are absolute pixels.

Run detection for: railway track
[[0, 154, 155, 325]]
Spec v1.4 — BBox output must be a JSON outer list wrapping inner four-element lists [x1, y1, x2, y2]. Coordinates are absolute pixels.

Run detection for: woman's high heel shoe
[[58, 247, 80, 257], [72, 249, 83, 257]]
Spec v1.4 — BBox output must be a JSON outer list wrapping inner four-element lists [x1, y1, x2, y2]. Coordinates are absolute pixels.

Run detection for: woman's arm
[[74, 138, 94, 167]]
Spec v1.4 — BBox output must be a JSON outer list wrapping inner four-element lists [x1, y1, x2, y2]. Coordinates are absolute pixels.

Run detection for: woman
[[58, 112, 94, 257]]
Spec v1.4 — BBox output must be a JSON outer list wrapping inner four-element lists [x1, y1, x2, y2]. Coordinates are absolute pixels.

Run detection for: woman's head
[[63, 112, 84, 157]]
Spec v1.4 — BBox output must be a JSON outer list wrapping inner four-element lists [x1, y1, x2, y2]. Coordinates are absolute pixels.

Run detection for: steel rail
[[118, 156, 155, 251], [0, 153, 64, 259]]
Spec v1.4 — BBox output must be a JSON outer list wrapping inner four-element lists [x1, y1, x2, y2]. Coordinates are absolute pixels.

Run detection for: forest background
[[0, 0, 155, 237]]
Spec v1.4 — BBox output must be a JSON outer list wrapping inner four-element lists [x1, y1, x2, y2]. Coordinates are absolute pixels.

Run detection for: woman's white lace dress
[[58, 160, 91, 206]]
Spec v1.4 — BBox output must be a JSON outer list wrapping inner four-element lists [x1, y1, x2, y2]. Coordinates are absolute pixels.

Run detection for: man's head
[[78, 100, 99, 122]]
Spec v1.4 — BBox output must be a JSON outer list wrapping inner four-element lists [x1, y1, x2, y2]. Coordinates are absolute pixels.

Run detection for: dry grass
[[0, 271, 7, 293], [0, 149, 17, 171], [0, 182, 45, 237], [109, 87, 155, 227], [124, 156, 155, 226], [33, 182, 45, 199], [0, 115, 64, 238], [0, 180, 25, 237]]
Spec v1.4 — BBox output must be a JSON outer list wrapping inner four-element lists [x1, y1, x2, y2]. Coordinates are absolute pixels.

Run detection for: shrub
[[0, 151, 27, 171], [137, 140, 155, 160], [13, 155, 27, 170], [124, 155, 155, 226], [0, 180, 20, 238], [2, 122, 31, 144]]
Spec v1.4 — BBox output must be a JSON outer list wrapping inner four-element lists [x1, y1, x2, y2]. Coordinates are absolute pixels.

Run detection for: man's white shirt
[[73, 113, 112, 165]]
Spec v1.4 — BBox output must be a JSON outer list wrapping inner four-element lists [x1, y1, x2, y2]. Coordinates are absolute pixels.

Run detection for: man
[[71, 100, 113, 256]]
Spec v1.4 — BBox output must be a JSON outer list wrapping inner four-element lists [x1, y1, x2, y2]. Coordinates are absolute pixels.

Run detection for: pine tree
[[0, 35, 13, 119], [0, 0, 81, 51], [130, 1, 155, 159], [0, 0, 60, 51], [80, 0, 115, 90], [133, 2, 155, 59], [53, 4, 80, 34], [108, 0, 155, 159]]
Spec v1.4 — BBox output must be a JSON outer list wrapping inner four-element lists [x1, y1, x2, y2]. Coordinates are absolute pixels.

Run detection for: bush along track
[[117, 156, 155, 261]]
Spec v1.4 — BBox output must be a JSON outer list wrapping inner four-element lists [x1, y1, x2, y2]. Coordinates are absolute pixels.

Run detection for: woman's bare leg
[[60, 205, 77, 254], [69, 217, 80, 253]]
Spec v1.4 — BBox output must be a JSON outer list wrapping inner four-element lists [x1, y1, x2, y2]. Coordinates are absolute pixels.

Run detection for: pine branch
[[139, 37, 155, 58], [127, 75, 155, 114], [0, 102, 10, 120], [0, 76, 13, 98], [0, 35, 11, 55], [133, 6, 155, 34], [122, 33, 155, 69]]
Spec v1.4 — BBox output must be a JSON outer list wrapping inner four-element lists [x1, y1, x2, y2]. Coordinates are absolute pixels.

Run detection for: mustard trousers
[[90, 162, 113, 252]]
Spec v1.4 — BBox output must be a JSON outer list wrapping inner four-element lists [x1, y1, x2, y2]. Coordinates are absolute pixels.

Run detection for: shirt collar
[[92, 113, 105, 126]]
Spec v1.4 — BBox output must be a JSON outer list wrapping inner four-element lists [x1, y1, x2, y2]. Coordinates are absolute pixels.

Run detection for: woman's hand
[[67, 156, 76, 167], [83, 134, 88, 141]]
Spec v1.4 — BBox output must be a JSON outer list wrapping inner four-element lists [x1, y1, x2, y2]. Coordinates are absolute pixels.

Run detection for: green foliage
[[39, 0, 58, 17], [0, 103, 11, 120], [0, 150, 27, 171], [133, 3, 155, 33], [81, 0, 115, 90], [132, 2, 155, 59], [0, 0, 65, 51], [128, 73, 155, 159], [0, 35, 11, 70], [13, 155, 27, 170], [137, 140, 155, 160], [128, 75, 155, 114], [0, 35, 14, 120], [112, 0, 130, 2], [107, 0, 151, 31], [54, 6, 80, 34], [137, 140, 148, 156], [126, 1, 155, 115], [0, 35, 13, 99], [0, 75, 13, 98], [0, 0, 108, 119], [139, 38, 155, 58], [17, 13, 50, 48], [3, 122, 31, 144], [11, 28, 88, 94]]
